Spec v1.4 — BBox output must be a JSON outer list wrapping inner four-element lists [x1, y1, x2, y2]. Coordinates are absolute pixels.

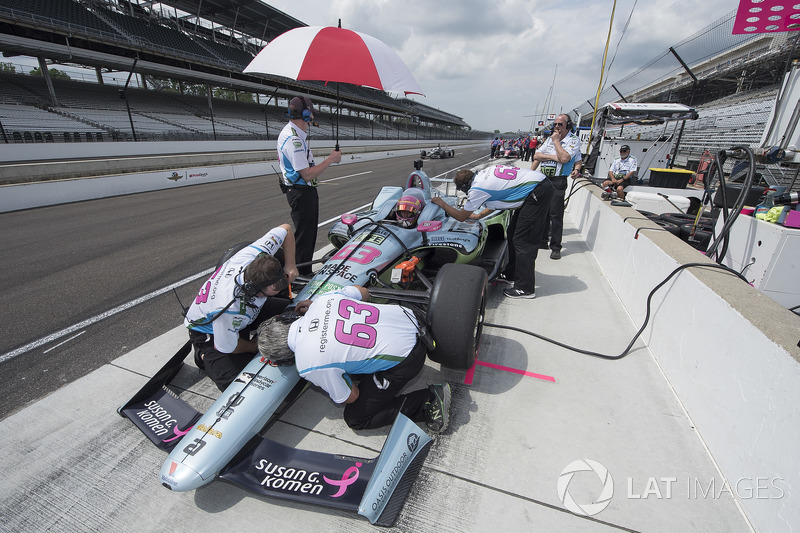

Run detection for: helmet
[[396, 194, 423, 228]]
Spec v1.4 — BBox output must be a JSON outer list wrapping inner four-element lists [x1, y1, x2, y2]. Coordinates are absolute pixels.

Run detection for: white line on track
[[319, 171, 372, 183], [43, 331, 86, 354], [318, 203, 371, 226], [0, 267, 214, 364], [0, 154, 491, 364]]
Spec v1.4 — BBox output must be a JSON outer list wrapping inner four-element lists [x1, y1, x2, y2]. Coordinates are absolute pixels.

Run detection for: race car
[[501, 145, 520, 159], [302, 158, 510, 369], [420, 145, 455, 159], [118, 159, 510, 526]]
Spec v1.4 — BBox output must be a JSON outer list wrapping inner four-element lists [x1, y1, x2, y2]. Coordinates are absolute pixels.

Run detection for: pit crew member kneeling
[[185, 224, 297, 391], [257, 285, 451, 433]]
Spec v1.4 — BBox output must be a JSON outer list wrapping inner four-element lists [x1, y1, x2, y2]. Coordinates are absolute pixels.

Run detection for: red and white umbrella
[[244, 24, 423, 149], [243, 25, 424, 96]]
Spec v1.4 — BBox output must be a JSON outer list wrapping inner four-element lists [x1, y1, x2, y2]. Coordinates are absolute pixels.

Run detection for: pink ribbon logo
[[163, 424, 192, 443], [324, 462, 362, 498]]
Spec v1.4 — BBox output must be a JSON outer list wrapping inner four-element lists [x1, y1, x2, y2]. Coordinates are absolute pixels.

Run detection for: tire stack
[[661, 213, 715, 252], [636, 210, 681, 237], [635, 211, 716, 251]]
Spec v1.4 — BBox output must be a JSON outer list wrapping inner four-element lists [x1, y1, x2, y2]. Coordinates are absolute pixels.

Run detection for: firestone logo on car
[[407, 433, 419, 453]]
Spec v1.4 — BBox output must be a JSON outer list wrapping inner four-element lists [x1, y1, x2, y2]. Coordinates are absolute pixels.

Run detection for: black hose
[[484, 262, 748, 360], [564, 180, 596, 204], [705, 146, 756, 263]]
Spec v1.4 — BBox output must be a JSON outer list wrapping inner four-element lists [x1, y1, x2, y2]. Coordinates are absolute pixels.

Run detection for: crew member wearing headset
[[277, 96, 341, 276], [185, 224, 297, 391], [532, 113, 582, 260]]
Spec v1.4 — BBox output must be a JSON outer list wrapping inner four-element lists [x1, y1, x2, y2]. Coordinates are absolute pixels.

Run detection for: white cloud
[[265, 0, 739, 132]]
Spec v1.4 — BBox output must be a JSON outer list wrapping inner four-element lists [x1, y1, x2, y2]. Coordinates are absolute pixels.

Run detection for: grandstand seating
[[94, 6, 219, 64], [0, 0, 118, 37], [0, 103, 105, 137], [0, 70, 472, 143], [0, 0, 482, 139]]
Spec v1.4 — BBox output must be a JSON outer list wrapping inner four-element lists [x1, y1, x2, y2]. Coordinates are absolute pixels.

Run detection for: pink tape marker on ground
[[464, 359, 556, 384]]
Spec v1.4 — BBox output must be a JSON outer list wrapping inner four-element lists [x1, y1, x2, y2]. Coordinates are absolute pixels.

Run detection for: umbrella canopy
[[243, 26, 424, 96]]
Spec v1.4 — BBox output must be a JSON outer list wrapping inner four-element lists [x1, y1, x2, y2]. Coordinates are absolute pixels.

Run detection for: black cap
[[620, 145, 630, 152]]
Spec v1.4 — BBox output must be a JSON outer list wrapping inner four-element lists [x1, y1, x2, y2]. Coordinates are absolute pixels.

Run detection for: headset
[[189, 264, 287, 328], [287, 96, 313, 122], [237, 268, 288, 304], [550, 115, 574, 132]]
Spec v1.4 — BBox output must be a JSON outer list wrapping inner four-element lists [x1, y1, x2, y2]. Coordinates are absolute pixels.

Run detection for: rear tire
[[661, 212, 714, 227], [680, 224, 713, 251], [652, 219, 681, 236], [427, 263, 487, 369]]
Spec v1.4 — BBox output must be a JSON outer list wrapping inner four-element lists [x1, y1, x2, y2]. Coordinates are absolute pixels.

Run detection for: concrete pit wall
[[566, 178, 800, 532]]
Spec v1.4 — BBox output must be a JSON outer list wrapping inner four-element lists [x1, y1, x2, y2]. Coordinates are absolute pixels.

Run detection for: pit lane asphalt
[[0, 146, 487, 421]]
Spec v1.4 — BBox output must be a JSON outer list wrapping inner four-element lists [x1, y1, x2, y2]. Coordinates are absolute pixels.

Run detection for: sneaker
[[503, 288, 536, 299], [550, 249, 561, 260], [495, 273, 513, 285], [424, 383, 451, 433]]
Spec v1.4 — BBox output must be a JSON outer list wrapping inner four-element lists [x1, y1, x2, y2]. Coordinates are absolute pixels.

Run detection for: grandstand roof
[[0, 0, 471, 129], [153, 0, 306, 42]]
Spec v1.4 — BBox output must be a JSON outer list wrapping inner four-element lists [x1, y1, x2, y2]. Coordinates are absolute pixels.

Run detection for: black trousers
[[286, 186, 319, 276], [343, 339, 432, 430], [189, 296, 290, 391], [541, 176, 568, 251], [511, 179, 554, 293]]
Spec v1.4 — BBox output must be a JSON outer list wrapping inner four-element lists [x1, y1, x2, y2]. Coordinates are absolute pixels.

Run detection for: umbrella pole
[[336, 82, 340, 151], [336, 18, 341, 152]]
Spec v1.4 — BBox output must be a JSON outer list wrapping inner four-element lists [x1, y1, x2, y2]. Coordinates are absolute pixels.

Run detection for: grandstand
[[573, 10, 800, 189], [0, 0, 486, 144]]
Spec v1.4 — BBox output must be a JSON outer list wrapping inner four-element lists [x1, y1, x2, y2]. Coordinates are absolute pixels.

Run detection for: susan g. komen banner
[[219, 437, 376, 511], [119, 386, 201, 452]]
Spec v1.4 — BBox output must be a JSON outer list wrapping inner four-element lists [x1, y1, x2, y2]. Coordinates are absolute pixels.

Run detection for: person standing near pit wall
[[277, 96, 341, 276], [531, 113, 582, 260]]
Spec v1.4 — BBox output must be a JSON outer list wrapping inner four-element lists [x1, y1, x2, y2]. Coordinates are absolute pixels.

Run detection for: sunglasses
[[554, 122, 565, 126]]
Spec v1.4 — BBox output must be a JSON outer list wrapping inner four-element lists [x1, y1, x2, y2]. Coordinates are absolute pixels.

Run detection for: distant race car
[[420, 145, 455, 159], [502, 146, 520, 158], [118, 159, 510, 526]]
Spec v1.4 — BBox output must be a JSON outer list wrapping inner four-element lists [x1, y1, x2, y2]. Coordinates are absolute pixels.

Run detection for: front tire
[[427, 263, 487, 369]]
